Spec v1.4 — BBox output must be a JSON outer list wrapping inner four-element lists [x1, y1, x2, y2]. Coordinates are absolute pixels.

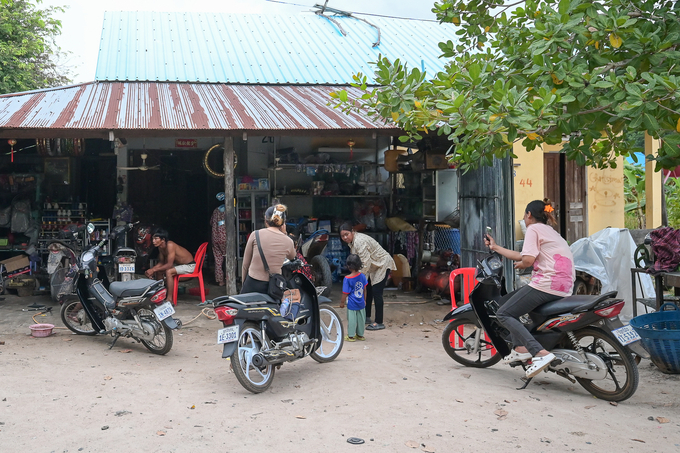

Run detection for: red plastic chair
[[447, 267, 496, 354], [172, 242, 208, 305], [449, 267, 477, 309]]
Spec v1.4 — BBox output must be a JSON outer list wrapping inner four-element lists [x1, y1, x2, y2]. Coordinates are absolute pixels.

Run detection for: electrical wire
[[264, 0, 439, 22]]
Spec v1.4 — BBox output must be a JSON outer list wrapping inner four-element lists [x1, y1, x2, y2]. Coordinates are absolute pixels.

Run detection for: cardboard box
[[1, 254, 30, 273]]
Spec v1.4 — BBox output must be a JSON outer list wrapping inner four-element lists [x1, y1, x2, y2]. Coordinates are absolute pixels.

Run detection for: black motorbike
[[213, 260, 343, 393], [59, 224, 178, 354], [441, 253, 649, 402]]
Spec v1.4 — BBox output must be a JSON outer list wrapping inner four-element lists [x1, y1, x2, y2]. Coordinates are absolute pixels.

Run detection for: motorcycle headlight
[[82, 251, 94, 263], [488, 256, 502, 270]]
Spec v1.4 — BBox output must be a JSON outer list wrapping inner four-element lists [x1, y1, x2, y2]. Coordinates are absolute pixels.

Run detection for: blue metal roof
[[96, 12, 456, 84]]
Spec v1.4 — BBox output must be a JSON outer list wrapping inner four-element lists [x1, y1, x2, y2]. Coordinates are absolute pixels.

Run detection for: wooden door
[[543, 153, 587, 243], [544, 153, 562, 235], [565, 158, 587, 242]]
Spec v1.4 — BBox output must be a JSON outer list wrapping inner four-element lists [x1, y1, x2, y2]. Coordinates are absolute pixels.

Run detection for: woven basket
[[630, 303, 680, 374]]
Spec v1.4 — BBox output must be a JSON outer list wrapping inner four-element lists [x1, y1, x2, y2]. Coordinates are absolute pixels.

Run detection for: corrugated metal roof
[[0, 82, 399, 137], [96, 12, 455, 84]]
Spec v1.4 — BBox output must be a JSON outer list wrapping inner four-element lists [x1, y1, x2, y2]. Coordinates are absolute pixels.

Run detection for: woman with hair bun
[[484, 198, 575, 378], [339, 222, 396, 331], [241, 204, 296, 294]]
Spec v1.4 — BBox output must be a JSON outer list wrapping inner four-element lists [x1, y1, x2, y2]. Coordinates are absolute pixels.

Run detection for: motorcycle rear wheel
[[442, 319, 501, 368], [138, 309, 173, 355], [311, 305, 344, 363], [570, 327, 639, 402], [231, 322, 275, 393], [60, 300, 97, 335], [310, 255, 332, 297]]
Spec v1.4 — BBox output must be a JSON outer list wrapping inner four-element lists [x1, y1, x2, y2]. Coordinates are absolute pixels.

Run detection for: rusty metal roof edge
[[0, 82, 95, 98], [0, 80, 382, 97]]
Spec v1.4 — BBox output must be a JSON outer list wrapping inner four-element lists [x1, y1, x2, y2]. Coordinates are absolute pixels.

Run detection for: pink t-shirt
[[521, 223, 575, 297]]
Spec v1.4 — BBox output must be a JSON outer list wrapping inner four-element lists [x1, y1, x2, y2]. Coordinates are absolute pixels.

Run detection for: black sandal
[[366, 323, 385, 330]]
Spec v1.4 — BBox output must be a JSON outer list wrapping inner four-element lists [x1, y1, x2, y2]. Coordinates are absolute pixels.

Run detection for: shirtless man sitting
[[144, 229, 194, 300]]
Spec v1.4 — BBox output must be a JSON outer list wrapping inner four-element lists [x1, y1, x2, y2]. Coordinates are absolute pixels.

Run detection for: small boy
[[339, 254, 368, 341]]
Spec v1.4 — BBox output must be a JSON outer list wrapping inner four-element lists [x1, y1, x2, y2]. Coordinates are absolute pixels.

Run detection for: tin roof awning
[[0, 82, 400, 139]]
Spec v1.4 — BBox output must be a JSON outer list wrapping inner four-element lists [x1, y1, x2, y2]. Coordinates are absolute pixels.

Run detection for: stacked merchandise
[[323, 236, 349, 283]]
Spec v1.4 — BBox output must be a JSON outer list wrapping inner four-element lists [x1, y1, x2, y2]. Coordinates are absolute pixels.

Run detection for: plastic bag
[[10, 199, 30, 233], [0, 206, 10, 228], [570, 228, 655, 321]]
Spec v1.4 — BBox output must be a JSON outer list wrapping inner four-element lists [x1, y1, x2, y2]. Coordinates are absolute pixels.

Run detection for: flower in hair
[[544, 205, 554, 213]]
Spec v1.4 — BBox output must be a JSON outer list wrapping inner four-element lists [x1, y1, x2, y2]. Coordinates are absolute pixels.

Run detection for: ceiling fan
[[118, 153, 160, 171]]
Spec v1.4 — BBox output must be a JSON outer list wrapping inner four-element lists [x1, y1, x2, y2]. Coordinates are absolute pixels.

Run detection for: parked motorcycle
[[213, 259, 343, 393], [441, 253, 649, 402], [109, 222, 138, 282], [60, 223, 178, 354], [287, 219, 333, 296]]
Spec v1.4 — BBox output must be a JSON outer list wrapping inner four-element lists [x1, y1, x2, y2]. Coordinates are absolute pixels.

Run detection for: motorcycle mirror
[[87, 223, 95, 234]]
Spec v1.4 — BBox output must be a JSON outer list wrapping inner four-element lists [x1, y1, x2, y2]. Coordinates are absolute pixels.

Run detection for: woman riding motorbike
[[484, 199, 576, 378], [240, 204, 296, 294]]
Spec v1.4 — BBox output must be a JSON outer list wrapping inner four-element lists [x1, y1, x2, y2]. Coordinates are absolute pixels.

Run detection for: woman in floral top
[[340, 223, 396, 330]]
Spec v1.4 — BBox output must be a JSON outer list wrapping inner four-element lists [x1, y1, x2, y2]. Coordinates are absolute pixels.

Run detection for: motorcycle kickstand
[[517, 376, 533, 390], [517, 364, 532, 390], [109, 334, 122, 350]]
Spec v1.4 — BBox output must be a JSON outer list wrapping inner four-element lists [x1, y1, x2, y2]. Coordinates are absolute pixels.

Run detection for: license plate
[[217, 325, 239, 344], [119, 264, 135, 273], [153, 302, 175, 321], [612, 324, 641, 346]]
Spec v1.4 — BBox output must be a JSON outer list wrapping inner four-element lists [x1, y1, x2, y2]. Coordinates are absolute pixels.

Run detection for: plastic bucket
[[29, 323, 55, 337]]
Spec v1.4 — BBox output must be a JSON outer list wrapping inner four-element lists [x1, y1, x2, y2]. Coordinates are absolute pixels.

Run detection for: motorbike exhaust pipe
[[252, 349, 297, 367]]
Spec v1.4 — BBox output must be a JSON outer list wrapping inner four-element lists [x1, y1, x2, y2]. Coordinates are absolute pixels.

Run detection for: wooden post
[[644, 133, 662, 229], [223, 137, 237, 295]]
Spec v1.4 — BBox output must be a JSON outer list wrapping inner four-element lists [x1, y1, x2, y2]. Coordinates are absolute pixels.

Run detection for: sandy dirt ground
[[1, 287, 679, 453]]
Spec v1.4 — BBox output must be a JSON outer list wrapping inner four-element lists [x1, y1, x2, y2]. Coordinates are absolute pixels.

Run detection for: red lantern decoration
[[8, 139, 16, 163], [347, 139, 355, 159]]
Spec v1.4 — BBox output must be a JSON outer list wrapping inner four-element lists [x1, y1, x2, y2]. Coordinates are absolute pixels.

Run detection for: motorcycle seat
[[532, 291, 618, 317], [109, 278, 158, 298], [230, 292, 276, 305]]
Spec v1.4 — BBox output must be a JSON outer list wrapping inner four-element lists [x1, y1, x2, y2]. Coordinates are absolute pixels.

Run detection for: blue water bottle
[[280, 298, 290, 318]]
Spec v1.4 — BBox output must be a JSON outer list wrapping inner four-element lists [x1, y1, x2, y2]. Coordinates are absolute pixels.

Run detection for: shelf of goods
[[38, 202, 88, 254], [88, 220, 111, 255], [236, 191, 270, 272]]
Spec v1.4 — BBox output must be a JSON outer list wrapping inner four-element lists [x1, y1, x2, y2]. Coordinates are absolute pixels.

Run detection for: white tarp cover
[[570, 228, 655, 321]]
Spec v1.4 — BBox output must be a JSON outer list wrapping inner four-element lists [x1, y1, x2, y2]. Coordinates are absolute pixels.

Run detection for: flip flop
[[366, 323, 385, 331], [344, 335, 356, 342]]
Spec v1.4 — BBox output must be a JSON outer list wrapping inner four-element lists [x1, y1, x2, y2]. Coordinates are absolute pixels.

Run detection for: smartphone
[[484, 226, 492, 241]]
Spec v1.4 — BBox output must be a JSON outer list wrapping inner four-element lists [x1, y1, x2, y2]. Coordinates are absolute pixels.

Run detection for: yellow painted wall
[[587, 155, 625, 233], [513, 142, 545, 240], [512, 145, 625, 240]]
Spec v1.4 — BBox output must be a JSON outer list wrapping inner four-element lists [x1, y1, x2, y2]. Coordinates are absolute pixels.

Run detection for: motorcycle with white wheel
[[60, 223, 178, 354], [442, 253, 649, 402], [213, 259, 344, 394]]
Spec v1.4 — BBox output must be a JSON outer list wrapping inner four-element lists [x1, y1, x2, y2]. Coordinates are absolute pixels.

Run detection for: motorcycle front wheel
[[138, 309, 173, 355], [311, 305, 344, 363], [231, 322, 275, 394], [60, 300, 97, 335], [442, 318, 501, 368], [570, 327, 639, 402]]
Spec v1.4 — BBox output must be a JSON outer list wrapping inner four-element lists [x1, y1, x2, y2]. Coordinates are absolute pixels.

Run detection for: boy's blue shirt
[[342, 272, 368, 311]]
